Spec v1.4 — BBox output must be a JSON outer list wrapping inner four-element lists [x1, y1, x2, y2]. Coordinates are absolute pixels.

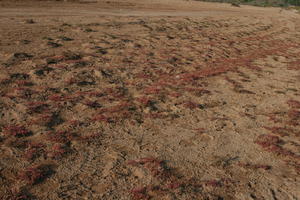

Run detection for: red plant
[[238, 162, 271, 170], [255, 134, 282, 149], [263, 126, 292, 137], [287, 59, 300, 70], [18, 165, 48, 185], [48, 94, 79, 102], [144, 86, 161, 94], [288, 110, 300, 120], [169, 92, 182, 98], [166, 182, 182, 189], [183, 101, 199, 109], [204, 180, 222, 187], [24, 143, 45, 161], [92, 114, 111, 123], [130, 187, 150, 200], [46, 55, 65, 64], [47, 131, 75, 143], [2, 125, 31, 137], [179, 66, 234, 81], [288, 110, 300, 126], [193, 128, 206, 134], [287, 100, 300, 109], [65, 78, 77, 85], [47, 143, 67, 159], [48, 94, 65, 102], [266, 112, 282, 123], [255, 134, 298, 159], [80, 132, 101, 141], [68, 120, 81, 126], [27, 114, 52, 126]]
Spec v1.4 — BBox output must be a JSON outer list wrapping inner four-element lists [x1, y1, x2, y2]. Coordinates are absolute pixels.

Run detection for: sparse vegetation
[[0, 0, 299, 199]]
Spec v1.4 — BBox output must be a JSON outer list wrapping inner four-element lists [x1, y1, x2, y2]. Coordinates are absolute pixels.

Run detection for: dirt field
[[0, 0, 300, 199]]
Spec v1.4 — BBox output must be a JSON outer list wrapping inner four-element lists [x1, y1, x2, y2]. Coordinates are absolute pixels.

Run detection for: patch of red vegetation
[[204, 180, 222, 187], [263, 126, 293, 137], [169, 92, 182, 98], [287, 100, 300, 109], [68, 120, 81, 126], [179, 66, 234, 82], [75, 91, 103, 97], [193, 128, 206, 134], [266, 112, 283, 124], [183, 101, 199, 109], [288, 110, 300, 120], [255, 134, 299, 159], [130, 187, 150, 200], [238, 162, 271, 170], [144, 86, 162, 95], [27, 114, 52, 126], [24, 143, 45, 161], [79, 132, 101, 142], [48, 94, 65, 102], [47, 143, 67, 159], [48, 94, 80, 103], [18, 165, 50, 185], [2, 125, 31, 137], [135, 72, 152, 79], [287, 59, 300, 70], [255, 134, 282, 149], [287, 110, 300, 126], [103, 87, 127, 98], [46, 131, 76, 144]]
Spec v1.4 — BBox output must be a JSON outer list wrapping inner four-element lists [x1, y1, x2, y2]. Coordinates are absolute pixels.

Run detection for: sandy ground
[[0, 0, 300, 199]]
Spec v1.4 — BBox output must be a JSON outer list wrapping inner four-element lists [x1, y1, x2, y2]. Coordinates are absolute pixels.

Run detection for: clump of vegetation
[[18, 165, 52, 185], [23, 143, 45, 161], [2, 125, 31, 137]]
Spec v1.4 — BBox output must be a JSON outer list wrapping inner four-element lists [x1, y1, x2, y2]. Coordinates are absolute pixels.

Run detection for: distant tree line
[[284, 0, 300, 6]]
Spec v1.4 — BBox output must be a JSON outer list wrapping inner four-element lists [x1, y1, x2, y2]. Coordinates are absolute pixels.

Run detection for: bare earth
[[0, 0, 300, 199]]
